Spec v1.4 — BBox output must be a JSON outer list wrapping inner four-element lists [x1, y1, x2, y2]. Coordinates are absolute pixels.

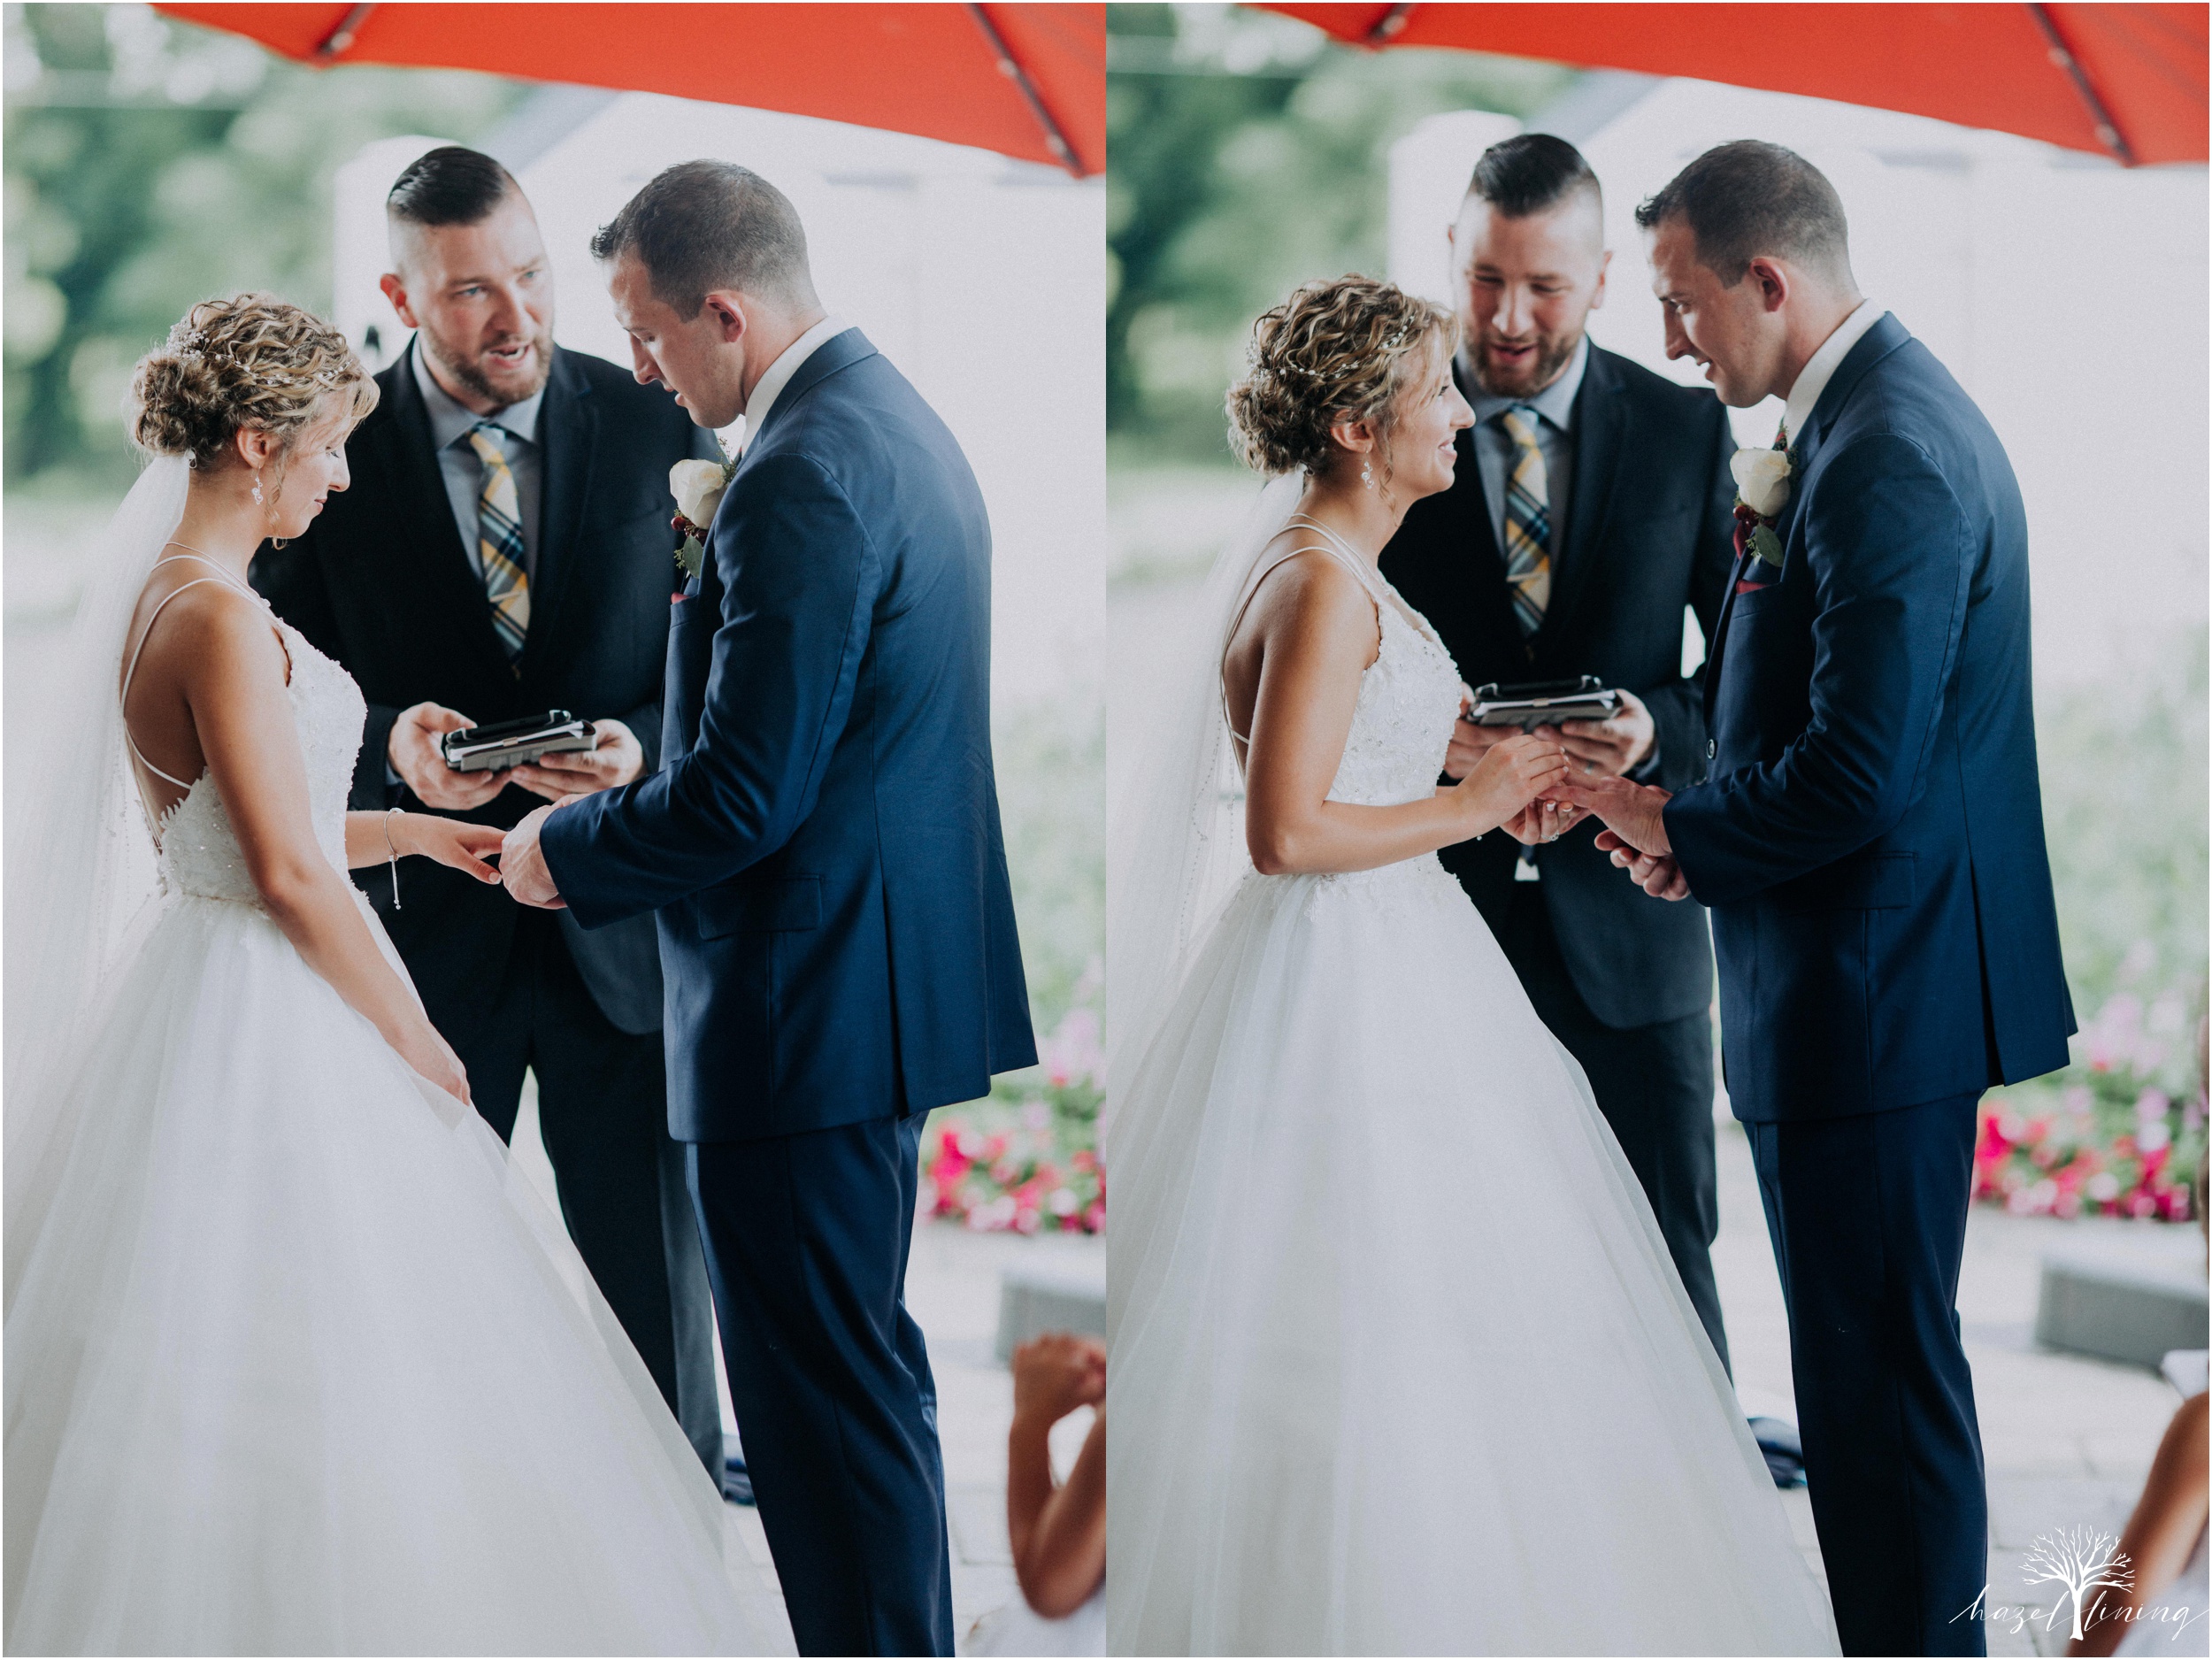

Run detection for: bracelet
[[383, 807, 403, 910]]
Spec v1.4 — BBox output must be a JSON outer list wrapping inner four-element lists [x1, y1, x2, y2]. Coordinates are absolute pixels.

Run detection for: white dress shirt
[[736, 313, 848, 454], [1781, 299, 1886, 447]]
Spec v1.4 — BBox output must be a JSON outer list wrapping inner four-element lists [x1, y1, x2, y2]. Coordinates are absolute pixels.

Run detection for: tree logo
[[2023, 1526, 2136, 1642]]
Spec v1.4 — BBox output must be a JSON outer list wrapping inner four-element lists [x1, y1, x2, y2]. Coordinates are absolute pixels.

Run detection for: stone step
[[2035, 1241, 2209, 1370], [994, 1259, 1108, 1363]]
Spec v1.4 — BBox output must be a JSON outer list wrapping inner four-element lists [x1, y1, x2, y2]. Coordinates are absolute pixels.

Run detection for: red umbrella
[[1257, 4, 2207, 166], [153, 3, 1104, 177]]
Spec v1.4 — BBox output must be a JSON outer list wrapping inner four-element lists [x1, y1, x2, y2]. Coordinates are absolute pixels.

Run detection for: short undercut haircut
[[387, 145, 518, 230], [1634, 140, 1853, 288], [589, 160, 818, 319], [1466, 133, 1601, 219]]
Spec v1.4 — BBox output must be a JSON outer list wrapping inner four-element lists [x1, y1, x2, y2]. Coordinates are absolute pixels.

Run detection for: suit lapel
[[1531, 349, 1621, 661], [373, 357, 514, 681], [745, 326, 877, 454], [521, 350, 595, 677], [1441, 360, 1523, 664], [1698, 317, 1913, 724]]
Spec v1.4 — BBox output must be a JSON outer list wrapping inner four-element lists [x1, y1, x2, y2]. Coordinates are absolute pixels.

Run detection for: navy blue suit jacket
[[541, 328, 1036, 1142], [1665, 313, 2073, 1122]]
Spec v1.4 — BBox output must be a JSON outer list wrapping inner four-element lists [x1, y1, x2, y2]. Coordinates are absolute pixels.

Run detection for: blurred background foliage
[[1106, 2, 1568, 466], [4, 3, 522, 497]]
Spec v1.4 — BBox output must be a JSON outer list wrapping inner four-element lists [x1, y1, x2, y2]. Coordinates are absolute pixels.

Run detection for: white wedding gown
[[4, 580, 775, 1655], [1107, 536, 1840, 1656]]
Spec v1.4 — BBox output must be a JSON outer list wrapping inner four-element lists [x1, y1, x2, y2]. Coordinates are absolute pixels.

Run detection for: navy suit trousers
[[1747, 1092, 1989, 1657], [687, 1113, 952, 1657]]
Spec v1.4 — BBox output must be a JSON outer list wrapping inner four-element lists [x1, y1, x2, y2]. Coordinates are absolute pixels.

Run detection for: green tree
[[5, 4, 520, 489], [1106, 4, 1572, 462]]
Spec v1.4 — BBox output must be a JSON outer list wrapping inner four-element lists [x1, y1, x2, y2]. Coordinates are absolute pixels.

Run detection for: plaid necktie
[[1499, 405, 1551, 636], [465, 420, 529, 666]]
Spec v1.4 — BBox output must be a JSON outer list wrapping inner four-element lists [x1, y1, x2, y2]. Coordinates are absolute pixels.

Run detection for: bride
[[4, 296, 772, 1654], [1105, 276, 1839, 1656]]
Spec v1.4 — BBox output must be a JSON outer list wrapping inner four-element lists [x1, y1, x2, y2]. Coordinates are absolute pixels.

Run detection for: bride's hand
[[1500, 797, 1586, 845], [1453, 732, 1571, 839], [396, 814, 506, 885], [397, 1018, 472, 1106]]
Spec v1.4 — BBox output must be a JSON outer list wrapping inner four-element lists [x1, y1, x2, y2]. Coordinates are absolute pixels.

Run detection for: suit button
[[1707, 738, 1717, 760]]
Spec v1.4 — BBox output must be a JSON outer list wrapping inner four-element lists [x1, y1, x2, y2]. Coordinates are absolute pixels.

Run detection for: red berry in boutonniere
[[1730, 446, 1795, 571]]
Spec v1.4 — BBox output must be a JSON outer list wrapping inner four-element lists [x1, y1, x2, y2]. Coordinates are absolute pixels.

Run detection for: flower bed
[[1975, 988, 2205, 1221], [923, 1006, 1103, 1234]]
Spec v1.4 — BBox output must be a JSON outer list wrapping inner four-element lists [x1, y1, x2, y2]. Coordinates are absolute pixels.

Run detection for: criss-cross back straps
[[1219, 516, 1382, 743], [120, 555, 278, 795]]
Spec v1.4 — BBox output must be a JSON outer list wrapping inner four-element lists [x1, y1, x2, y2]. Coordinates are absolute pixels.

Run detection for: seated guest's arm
[[1008, 1333, 1107, 1620], [2068, 1391, 2208, 1657]]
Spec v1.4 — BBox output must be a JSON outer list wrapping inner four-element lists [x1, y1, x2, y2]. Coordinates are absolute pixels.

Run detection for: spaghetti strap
[[1219, 518, 1386, 742], [121, 557, 275, 795]]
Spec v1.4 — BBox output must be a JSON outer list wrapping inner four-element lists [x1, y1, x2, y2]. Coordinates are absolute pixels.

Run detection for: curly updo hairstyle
[[130, 293, 378, 475], [1225, 275, 1455, 480]]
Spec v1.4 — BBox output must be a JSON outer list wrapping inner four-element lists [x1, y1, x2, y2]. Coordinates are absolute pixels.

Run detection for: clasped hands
[[1445, 687, 1686, 897], [1541, 772, 1691, 901]]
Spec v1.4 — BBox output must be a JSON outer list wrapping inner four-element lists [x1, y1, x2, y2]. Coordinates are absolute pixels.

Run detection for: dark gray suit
[[1382, 340, 1739, 1367]]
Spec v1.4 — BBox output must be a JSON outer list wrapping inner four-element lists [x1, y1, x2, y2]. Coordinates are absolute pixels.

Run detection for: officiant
[[253, 146, 726, 1475], [1381, 134, 1739, 1367]]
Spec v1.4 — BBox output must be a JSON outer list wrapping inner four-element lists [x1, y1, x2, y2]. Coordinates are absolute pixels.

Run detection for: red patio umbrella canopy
[[1260, 3, 2208, 167], [154, 3, 1105, 177]]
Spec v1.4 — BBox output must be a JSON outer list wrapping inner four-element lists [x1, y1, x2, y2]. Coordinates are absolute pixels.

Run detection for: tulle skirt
[[4, 893, 775, 1655], [1106, 857, 1839, 1656]]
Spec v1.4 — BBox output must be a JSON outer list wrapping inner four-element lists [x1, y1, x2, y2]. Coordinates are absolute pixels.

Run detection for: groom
[[500, 161, 1035, 1657], [1558, 142, 2073, 1656]]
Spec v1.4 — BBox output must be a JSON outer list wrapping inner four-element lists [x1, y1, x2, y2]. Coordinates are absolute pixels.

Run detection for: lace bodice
[[1324, 588, 1465, 807], [142, 609, 365, 907]]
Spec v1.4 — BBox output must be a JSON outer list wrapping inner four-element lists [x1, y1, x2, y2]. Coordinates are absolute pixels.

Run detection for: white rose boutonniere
[[1729, 443, 1796, 570], [669, 450, 736, 580]]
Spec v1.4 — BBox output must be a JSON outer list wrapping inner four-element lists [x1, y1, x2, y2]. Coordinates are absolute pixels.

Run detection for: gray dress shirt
[[411, 340, 545, 582]]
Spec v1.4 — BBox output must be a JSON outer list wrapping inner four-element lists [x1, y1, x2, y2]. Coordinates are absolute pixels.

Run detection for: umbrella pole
[[2026, 3, 2137, 165], [314, 1, 376, 61], [964, 3, 1087, 177]]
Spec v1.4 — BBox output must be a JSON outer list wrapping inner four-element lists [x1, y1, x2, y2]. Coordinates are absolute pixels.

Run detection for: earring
[[252, 471, 265, 506], [1361, 458, 1376, 493]]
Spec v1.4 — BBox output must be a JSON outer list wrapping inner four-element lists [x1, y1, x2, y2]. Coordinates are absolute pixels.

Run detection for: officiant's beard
[[1467, 327, 1580, 401], [424, 324, 554, 411]]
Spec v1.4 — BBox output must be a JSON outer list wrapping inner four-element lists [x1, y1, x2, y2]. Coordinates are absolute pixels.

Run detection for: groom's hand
[[508, 718, 644, 803], [499, 803, 569, 910], [1548, 772, 1673, 859], [1594, 830, 1692, 902]]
